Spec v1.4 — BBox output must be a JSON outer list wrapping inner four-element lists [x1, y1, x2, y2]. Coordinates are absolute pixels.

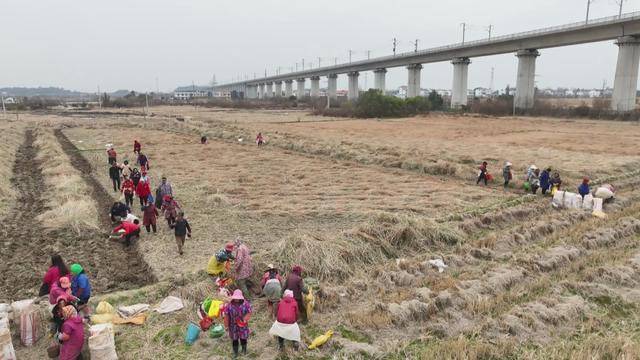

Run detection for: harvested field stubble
[[8, 109, 640, 360]]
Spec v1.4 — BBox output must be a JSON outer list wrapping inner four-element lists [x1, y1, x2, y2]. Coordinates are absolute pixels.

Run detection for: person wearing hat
[[170, 211, 191, 255], [233, 238, 254, 300], [528, 167, 541, 194], [48, 275, 73, 305], [283, 265, 308, 324], [207, 243, 236, 276], [223, 289, 252, 358], [578, 177, 591, 198], [58, 305, 84, 360], [502, 162, 513, 189], [51, 295, 76, 334], [269, 289, 301, 352], [70, 264, 91, 306], [261, 264, 283, 318]]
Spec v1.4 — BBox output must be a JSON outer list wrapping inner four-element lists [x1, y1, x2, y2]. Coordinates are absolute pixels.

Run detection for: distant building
[[173, 86, 213, 100], [3, 97, 16, 104]]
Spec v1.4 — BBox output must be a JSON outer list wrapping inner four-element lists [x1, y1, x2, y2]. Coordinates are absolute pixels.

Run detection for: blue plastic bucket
[[185, 322, 201, 345]]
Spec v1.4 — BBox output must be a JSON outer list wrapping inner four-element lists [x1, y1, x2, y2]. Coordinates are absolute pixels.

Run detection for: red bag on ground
[[199, 316, 213, 331]]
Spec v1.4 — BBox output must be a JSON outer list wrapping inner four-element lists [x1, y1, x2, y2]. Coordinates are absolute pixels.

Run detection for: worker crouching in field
[[110, 201, 130, 223], [284, 265, 309, 324], [528, 168, 541, 194], [261, 264, 283, 318], [170, 211, 191, 255], [550, 171, 562, 193], [540, 167, 551, 195], [476, 161, 488, 186], [58, 305, 84, 360], [502, 162, 513, 189], [578, 177, 591, 198], [70, 263, 92, 318], [224, 289, 252, 358], [269, 289, 301, 352], [133, 139, 141, 155], [207, 243, 235, 276], [112, 218, 141, 246]]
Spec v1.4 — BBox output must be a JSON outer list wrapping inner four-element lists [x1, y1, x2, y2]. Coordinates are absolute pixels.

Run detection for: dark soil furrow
[[54, 129, 156, 288], [0, 129, 51, 301]]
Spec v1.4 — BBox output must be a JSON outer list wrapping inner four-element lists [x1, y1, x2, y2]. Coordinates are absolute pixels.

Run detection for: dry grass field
[[3, 106, 640, 359]]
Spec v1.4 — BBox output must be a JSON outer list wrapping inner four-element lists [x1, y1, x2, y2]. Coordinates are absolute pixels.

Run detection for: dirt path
[[0, 130, 51, 300]]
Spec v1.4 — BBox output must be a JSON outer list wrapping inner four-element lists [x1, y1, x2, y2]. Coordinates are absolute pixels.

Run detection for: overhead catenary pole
[[393, 38, 397, 56], [617, 0, 625, 18], [461, 23, 467, 44], [349, 49, 352, 63], [97, 85, 101, 109], [487, 25, 493, 40], [414, 39, 419, 52], [586, 0, 596, 24]]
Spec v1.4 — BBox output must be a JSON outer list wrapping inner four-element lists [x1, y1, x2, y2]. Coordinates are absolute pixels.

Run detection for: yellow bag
[[305, 290, 315, 319], [550, 185, 558, 196], [95, 301, 115, 315], [207, 300, 223, 318], [90, 313, 114, 324], [308, 330, 333, 350]]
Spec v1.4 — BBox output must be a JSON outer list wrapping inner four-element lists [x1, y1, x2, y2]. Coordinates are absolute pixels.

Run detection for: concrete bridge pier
[[264, 82, 273, 98], [515, 49, 540, 109], [611, 36, 640, 112], [348, 72, 360, 100], [407, 64, 423, 98], [374, 68, 387, 93], [451, 57, 471, 108], [284, 80, 293, 97], [274, 81, 282, 97], [296, 78, 305, 98], [310, 76, 320, 98], [327, 74, 338, 100], [258, 83, 265, 99]]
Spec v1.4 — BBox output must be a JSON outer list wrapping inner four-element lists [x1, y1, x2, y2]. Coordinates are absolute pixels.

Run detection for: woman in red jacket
[[121, 174, 135, 208], [40, 254, 70, 296], [268, 290, 300, 351], [135, 178, 151, 206]]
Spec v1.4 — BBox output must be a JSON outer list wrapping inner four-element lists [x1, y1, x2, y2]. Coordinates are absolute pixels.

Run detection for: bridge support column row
[[310, 76, 320, 97], [515, 49, 540, 110], [612, 36, 640, 112], [258, 83, 265, 99], [284, 80, 293, 97], [264, 82, 273, 98], [407, 64, 422, 98], [451, 57, 471, 108], [274, 81, 282, 98], [374, 68, 387, 93], [348, 72, 360, 100], [327, 74, 338, 100], [296, 78, 305, 98]]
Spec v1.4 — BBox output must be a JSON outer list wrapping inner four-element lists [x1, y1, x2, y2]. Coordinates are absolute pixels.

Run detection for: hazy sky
[[0, 0, 637, 93]]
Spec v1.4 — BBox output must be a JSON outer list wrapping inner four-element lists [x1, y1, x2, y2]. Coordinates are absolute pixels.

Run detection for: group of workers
[[206, 238, 310, 356], [39, 254, 92, 360], [107, 140, 193, 255], [478, 161, 591, 198]]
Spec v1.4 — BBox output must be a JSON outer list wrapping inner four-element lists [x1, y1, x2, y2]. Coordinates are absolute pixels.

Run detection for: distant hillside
[[0, 87, 91, 98]]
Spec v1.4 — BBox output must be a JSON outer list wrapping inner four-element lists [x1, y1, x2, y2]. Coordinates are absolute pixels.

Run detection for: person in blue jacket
[[578, 177, 591, 198], [70, 263, 91, 306], [540, 167, 551, 195]]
